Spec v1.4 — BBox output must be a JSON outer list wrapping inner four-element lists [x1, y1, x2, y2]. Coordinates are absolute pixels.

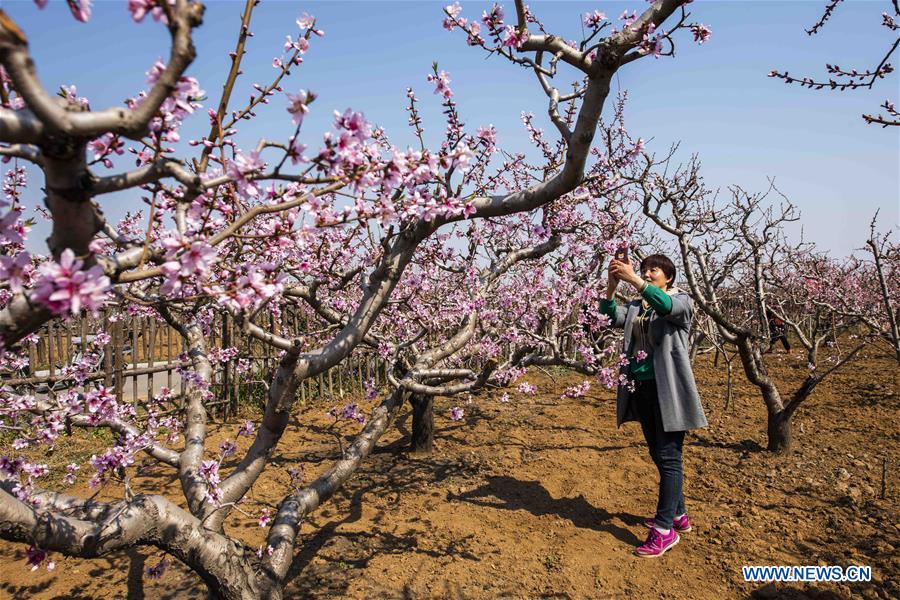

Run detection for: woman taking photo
[[600, 253, 707, 557]]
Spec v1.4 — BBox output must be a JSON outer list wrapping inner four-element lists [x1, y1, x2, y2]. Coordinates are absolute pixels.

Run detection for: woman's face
[[642, 265, 671, 290]]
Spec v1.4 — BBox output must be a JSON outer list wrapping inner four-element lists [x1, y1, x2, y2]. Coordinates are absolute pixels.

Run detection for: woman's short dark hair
[[640, 254, 676, 284]]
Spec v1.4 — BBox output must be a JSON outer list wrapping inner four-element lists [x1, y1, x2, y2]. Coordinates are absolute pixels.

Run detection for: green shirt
[[599, 284, 674, 380]]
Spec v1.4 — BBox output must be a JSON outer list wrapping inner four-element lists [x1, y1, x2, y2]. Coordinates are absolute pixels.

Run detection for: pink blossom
[[0, 252, 33, 294], [3, 166, 27, 205], [219, 440, 237, 457], [288, 138, 308, 165], [0, 208, 27, 246], [445, 2, 462, 20], [62, 463, 79, 485], [258, 508, 271, 527], [583, 11, 606, 28], [427, 70, 454, 99], [284, 35, 309, 54], [333, 108, 371, 142], [476, 124, 496, 146], [481, 5, 503, 29], [89, 435, 146, 488], [286, 90, 315, 125], [128, 0, 171, 23], [225, 152, 264, 197], [88, 133, 125, 165], [142, 60, 204, 134], [449, 406, 464, 421], [180, 240, 217, 275], [638, 24, 663, 58], [67, 0, 92, 22], [199, 460, 223, 504], [160, 238, 217, 296], [146, 558, 169, 580], [296, 13, 323, 36], [328, 402, 366, 424], [562, 381, 591, 399], [466, 22, 482, 45], [288, 466, 304, 487], [32, 250, 110, 316], [501, 24, 529, 48], [618, 10, 637, 26], [26, 545, 52, 571], [690, 23, 711, 44], [218, 262, 286, 312], [517, 381, 537, 395], [451, 144, 475, 171]]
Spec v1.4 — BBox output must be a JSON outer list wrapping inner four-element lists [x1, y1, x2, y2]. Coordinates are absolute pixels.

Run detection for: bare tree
[[631, 154, 871, 453], [770, 0, 900, 127]]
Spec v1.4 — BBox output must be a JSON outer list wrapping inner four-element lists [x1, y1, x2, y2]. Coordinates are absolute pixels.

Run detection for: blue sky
[[3, 0, 898, 257]]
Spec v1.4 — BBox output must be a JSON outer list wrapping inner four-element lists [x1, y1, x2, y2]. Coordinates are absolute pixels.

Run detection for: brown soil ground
[[1, 346, 898, 600]]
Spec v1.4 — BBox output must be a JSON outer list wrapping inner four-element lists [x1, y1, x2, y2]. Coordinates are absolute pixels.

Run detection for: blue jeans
[[632, 379, 686, 530]]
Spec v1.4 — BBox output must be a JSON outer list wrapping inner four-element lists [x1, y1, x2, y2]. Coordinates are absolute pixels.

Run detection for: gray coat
[[607, 289, 708, 432]]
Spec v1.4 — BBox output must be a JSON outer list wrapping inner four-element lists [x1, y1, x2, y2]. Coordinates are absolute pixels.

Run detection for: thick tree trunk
[[766, 410, 792, 454], [158, 518, 263, 600], [409, 393, 434, 453], [736, 337, 792, 454], [807, 343, 818, 368]]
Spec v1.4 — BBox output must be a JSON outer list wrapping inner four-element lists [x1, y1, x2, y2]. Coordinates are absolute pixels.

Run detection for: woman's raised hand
[[609, 259, 641, 288]]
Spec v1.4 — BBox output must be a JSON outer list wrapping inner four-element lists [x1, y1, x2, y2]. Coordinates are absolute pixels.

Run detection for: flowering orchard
[[0, 1, 717, 597]]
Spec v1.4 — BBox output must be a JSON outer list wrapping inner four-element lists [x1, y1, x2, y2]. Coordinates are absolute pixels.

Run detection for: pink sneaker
[[644, 513, 692, 532], [634, 526, 680, 557]]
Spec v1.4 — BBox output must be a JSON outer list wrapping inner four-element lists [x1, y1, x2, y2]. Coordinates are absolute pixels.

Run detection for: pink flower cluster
[[89, 432, 149, 488], [427, 70, 454, 100], [128, 0, 174, 24], [286, 90, 315, 125], [0, 253, 34, 294], [207, 346, 239, 364], [328, 402, 366, 425], [32, 249, 110, 316], [583, 11, 607, 28], [517, 381, 537, 395], [216, 262, 286, 312], [34, 0, 91, 23], [199, 459, 223, 504], [160, 236, 217, 297], [690, 24, 712, 44], [562, 381, 591, 399]]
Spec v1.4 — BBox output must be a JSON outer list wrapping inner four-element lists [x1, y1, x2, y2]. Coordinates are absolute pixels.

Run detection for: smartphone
[[614, 247, 629, 263]]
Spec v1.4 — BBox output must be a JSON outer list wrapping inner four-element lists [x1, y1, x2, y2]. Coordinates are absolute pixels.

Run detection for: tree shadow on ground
[[0, 576, 54, 600], [282, 446, 480, 598], [462, 436, 640, 455], [0, 547, 205, 600], [688, 436, 765, 454], [449, 475, 642, 546]]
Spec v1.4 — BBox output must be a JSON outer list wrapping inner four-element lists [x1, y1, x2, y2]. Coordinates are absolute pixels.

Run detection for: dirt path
[[1, 349, 897, 599]]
